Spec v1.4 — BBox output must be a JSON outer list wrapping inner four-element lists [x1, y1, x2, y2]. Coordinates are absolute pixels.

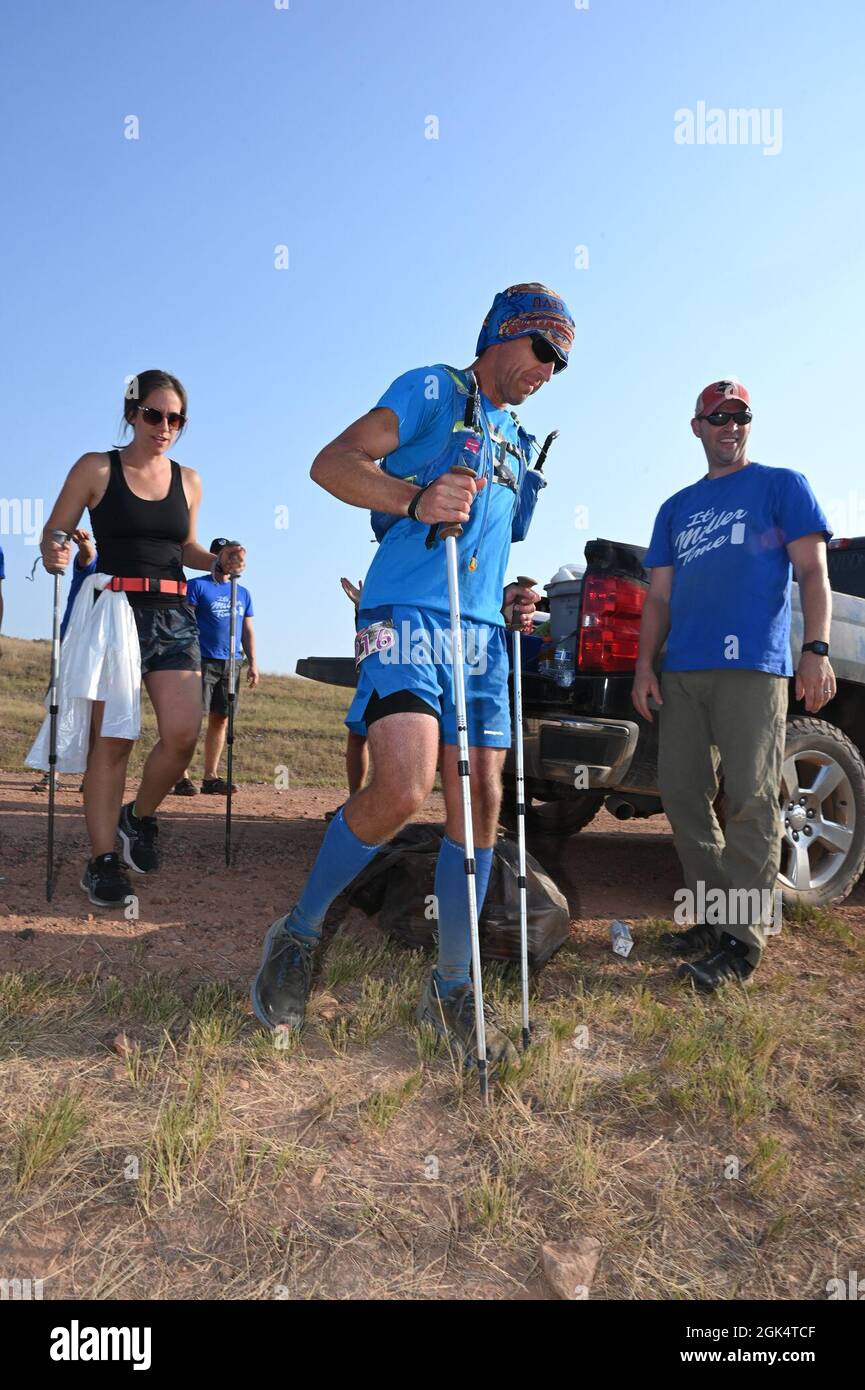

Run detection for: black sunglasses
[[698, 409, 752, 427], [530, 334, 566, 374], [136, 405, 187, 430]]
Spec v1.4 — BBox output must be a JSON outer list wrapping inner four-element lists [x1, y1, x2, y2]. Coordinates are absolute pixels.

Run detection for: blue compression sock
[[288, 807, 382, 940], [433, 836, 494, 995]]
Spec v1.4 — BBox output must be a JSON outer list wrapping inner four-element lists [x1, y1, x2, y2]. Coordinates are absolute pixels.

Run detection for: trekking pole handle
[[425, 464, 479, 548], [506, 576, 539, 630], [43, 528, 71, 576], [216, 540, 244, 575]]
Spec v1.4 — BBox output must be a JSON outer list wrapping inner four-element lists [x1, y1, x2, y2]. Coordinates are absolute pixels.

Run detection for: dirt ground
[[4, 771, 865, 969], [0, 773, 681, 976]]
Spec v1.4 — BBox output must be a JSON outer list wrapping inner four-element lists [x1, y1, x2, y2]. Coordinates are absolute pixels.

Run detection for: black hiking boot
[[172, 777, 198, 796], [250, 915, 318, 1032], [416, 971, 519, 1072], [80, 852, 132, 907], [658, 922, 718, 954], [118, 802, 160, 873], [201, 777, 237, 795], [677, 933, 755, 993]]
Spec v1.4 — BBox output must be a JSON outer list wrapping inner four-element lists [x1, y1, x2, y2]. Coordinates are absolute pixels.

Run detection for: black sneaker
[[118, 802, 160, 873], [201, 777, 237, 795], [80, 852, 132, 907], [677, 933, 755, 993], [172, 777, 198, 797], [658, 922, 718, 954], [416, 971, 519, 1071], [250, 915, 318, 1031]]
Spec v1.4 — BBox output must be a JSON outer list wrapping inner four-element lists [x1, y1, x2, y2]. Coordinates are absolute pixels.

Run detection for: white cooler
[[544, 564, 585, 647]]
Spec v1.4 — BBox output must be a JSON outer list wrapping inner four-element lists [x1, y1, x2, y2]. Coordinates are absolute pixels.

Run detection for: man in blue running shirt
[[251, 283, 575, 1065]]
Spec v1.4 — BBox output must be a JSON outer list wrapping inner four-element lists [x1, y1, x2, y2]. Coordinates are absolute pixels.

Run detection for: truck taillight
[[577, 575, 646, 672]]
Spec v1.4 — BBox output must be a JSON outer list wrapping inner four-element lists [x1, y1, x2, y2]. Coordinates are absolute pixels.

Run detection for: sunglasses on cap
[[529, 334, 566, 374], [135, 404, 187, 430], [697, 408, 752, 427]]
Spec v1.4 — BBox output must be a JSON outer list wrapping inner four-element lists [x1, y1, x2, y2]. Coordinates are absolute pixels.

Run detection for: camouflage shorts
[[131, 602, 201, 675]]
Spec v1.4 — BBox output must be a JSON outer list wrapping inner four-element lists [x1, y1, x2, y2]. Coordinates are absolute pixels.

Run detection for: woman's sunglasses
[[530, 334, 566, 374], [135, 405, 187, 430], [698, 409, 752, 427]]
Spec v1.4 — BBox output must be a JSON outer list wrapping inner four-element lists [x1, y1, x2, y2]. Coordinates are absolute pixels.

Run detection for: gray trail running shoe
[[80, 852, 132, 907], [250, 915, 318, 1032], [32, 771, 61, 792], [416, 971, 519, 1071]]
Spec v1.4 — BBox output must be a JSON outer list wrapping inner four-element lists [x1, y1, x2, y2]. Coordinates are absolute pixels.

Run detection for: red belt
[[108, 576, 187, 596]]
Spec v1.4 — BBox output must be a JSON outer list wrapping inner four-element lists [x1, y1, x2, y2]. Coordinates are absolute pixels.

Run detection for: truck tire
[[499, 785, 604, 837], [777, 717, 865, 908]]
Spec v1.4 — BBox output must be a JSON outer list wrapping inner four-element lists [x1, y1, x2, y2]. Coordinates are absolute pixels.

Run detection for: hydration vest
[[369, 365, 546, 547]]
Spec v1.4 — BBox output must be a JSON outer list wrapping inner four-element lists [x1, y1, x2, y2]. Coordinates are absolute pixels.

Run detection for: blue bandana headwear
[[476, 282, 575, 370]]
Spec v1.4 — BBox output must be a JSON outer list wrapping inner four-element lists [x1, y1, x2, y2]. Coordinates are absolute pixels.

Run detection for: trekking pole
[[534, 429, 559, 473], [44, 529, 70, 901], [507, 430, 559, 1040], [510, 574, 538, 1051], [427, 463, 490, 1103], [225, 571, 238, 866]]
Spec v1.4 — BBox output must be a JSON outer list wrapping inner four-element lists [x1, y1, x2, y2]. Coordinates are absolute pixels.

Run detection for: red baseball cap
[[693, 379, 751, 419]]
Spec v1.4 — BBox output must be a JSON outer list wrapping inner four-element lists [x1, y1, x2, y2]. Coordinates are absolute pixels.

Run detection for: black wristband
[[802, 640, 830, 656], [406, 485, 429, 522]]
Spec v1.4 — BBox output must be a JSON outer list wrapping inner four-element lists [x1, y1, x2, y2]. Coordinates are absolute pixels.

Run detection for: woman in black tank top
[[39, 370, 246, 906]]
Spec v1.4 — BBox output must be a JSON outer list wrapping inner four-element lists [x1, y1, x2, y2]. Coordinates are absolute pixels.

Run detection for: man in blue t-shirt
[[633, 379, 834, 993], [251, 283, 575, 1058], [174, 537, 258, 796]]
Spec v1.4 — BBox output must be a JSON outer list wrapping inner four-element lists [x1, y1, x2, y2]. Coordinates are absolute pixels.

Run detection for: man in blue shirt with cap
[[633, 379, 833, 993], [251, 283, 574, 1066], [175, 537, 259, 795]]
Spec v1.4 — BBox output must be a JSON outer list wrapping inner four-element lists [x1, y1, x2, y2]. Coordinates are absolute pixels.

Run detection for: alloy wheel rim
[[778, 749, 855, 892]]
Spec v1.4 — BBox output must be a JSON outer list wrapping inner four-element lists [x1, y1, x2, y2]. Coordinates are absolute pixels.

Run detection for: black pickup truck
[[298, 537, 865, 909]]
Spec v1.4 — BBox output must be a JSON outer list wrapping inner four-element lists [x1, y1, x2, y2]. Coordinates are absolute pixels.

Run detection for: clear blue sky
[[2, 0, 863, 672]]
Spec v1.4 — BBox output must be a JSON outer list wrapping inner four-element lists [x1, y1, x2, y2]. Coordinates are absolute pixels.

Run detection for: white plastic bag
[[25, 574, 141, 773]]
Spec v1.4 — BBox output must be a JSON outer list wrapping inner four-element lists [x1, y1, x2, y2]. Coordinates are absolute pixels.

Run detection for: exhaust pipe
[[605, 794, 635, 821]]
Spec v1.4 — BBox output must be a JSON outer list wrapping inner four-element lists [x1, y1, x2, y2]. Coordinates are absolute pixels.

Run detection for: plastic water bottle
[[610, 920, 634, 958], [553, 644, 575, 688]]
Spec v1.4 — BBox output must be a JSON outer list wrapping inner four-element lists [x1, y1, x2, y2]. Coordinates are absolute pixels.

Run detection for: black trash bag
[[347, 823, 571, 969]]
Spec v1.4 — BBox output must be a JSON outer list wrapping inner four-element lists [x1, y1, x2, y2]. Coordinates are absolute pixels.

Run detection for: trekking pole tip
[[478, 1062, 489, 1104]]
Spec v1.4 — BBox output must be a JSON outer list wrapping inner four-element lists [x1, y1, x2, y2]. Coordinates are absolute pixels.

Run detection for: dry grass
[[0, 634, 354, 785], [0, 902, 862, 1299]]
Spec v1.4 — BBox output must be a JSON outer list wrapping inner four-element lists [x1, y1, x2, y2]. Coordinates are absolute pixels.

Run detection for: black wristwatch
[[802, 640, 830, 656]]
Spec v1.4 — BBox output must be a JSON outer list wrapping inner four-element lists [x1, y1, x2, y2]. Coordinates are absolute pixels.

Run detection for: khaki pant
[[658, 669, 788, 965]]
